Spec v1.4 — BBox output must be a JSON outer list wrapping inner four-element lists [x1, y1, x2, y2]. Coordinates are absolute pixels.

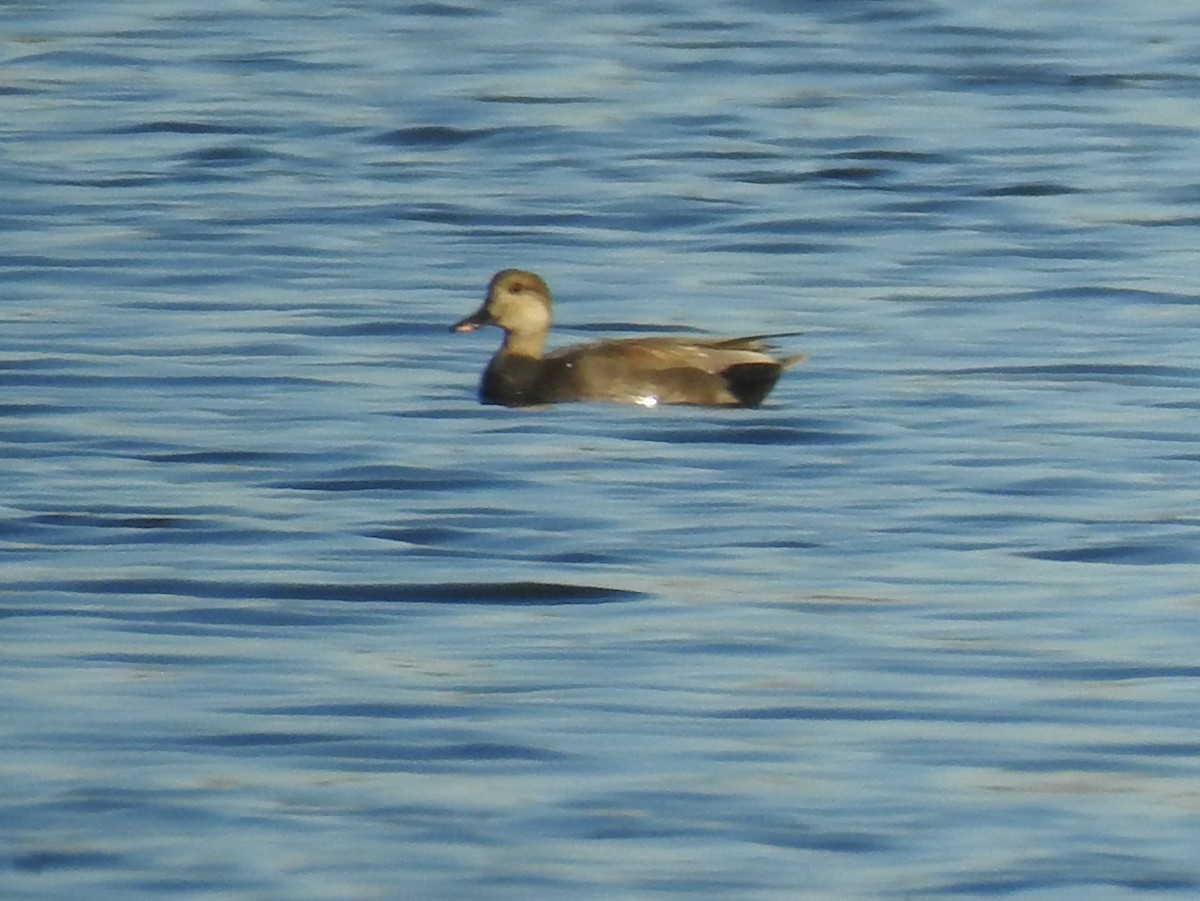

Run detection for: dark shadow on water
[[43, 577, 646, 607], [273, 464, 522, 492], [1021, 542, 1199, 565], [626, 417, 865, 446], [14, 849, 126, 874]]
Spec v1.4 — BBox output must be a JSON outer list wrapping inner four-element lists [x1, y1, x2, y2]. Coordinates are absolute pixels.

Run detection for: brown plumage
[[451, 269, 804, 408]]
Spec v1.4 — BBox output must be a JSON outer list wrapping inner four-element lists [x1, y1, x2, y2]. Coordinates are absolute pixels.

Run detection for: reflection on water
[[5, 0, 1200, 899]]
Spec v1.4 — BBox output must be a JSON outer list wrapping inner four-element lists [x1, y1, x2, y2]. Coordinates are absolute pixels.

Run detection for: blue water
[[4, 2, 1200, 899]]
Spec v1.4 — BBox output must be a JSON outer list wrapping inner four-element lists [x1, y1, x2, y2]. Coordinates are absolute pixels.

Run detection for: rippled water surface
[[5, 2, 1200, 899]]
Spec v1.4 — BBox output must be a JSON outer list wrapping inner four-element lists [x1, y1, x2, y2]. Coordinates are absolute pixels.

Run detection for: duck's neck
[[500, 329, 546, 359]]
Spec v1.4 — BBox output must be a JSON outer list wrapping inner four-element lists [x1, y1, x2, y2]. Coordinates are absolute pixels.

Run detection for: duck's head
[[451, 269, 553, 342]]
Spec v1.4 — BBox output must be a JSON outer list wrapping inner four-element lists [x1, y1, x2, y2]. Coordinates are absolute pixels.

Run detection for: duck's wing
[[705, 331, 804, 349], [547, 338, 754, 375], [703, 333, 806, 368], [574, 334, 805, 372]]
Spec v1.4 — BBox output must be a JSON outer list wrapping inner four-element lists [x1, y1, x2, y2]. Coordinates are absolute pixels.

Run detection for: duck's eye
[[510, 282, 526, 293]]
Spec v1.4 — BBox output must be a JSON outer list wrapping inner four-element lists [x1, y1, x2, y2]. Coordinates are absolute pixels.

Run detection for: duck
[[451, 269, 804, 408]]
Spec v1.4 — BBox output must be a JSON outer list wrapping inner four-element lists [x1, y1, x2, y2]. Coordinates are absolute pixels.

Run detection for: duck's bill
[[450, 307, 490, 333]]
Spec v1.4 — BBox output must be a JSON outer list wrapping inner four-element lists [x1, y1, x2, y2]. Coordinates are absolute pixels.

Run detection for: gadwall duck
[[452, 269, 804, 408]]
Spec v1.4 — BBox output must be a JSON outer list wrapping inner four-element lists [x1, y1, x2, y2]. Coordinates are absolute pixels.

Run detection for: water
[[4, 1, 1200, 899]]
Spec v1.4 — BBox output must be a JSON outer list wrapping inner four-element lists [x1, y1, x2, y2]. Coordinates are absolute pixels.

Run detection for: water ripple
[[37, 577, 645, 606]]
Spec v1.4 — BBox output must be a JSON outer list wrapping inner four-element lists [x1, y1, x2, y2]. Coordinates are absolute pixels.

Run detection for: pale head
[[451, 269, 554, 356]]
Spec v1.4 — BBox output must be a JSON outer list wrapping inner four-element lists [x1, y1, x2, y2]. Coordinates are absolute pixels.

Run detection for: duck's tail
[[721, 362, 786, 407]]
